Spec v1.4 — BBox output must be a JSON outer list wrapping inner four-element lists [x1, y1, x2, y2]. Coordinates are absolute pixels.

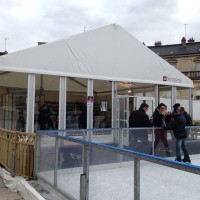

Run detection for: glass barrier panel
[[89, 146, 134, 200], [123, 128, 153, 154], [36, 128, 200, 200], [90, 129, 114, 144], [57, 139, 83, 199], [88, 150, 200, 200], [151, 129, 175, 158], [119, 127, 200, 161], [37, 134, 56, 186], [186, 126, 200, 163], [149, 127, 200, 162]]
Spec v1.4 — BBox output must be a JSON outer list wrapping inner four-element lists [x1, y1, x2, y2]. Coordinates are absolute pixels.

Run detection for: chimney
[[154, 41, 162, 46], [188, 37, 195, 43], [181, 37, 186, 46], [38, 42, 47, 46]]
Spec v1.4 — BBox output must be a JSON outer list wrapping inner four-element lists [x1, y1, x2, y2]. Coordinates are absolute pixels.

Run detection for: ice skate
[[175, 157, 182, 162], [182, 157, 191, 163]]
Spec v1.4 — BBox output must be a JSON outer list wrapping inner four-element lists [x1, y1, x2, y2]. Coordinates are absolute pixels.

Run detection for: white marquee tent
[[0, 24, 193, 88]]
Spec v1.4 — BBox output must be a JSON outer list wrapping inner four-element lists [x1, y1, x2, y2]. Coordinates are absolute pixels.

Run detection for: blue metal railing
[[35, 127, 200, 200]]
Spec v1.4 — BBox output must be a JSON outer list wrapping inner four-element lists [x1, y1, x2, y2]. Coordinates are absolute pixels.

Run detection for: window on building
[[195, 95, 200, 100], [196, 63, 200, 71]]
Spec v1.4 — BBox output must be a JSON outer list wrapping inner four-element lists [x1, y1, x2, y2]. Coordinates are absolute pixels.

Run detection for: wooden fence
[[0, 128, 36, 179]]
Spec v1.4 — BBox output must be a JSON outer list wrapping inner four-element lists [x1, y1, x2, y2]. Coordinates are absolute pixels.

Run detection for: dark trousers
[[150, 129, 172, 156], [154, 129, 169, 149]]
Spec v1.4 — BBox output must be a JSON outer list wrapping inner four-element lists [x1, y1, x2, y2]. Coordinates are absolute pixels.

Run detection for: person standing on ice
[[129, 102, 152, 153], [150, 103, 171, 156], [163, 103, 191, 163]]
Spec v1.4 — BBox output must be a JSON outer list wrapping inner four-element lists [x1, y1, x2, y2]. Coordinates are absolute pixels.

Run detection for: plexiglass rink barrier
[[36, 127, 200, 200]]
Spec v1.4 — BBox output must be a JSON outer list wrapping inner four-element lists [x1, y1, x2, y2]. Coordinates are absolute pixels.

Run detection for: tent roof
[[0, 24, 193, 88]]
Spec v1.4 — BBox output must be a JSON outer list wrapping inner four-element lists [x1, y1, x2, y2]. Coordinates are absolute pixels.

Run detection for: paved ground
[[28, 180, 66, 200], [0, 177, 23, 200], [0, 176, 66, 200]]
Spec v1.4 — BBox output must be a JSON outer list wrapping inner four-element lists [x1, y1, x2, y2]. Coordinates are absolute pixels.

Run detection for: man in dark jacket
[[164, 103, 191, 163], [129, 102, 152, 153]]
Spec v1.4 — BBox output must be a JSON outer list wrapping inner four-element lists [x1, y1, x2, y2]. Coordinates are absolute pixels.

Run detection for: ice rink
[[38, 154, 200, 200]]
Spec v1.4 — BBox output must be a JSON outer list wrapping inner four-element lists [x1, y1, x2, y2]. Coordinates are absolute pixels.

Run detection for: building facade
[[148, 37, 200, 100]]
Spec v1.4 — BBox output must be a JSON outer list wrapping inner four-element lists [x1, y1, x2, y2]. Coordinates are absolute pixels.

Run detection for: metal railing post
[[134, 158, 140, 200], [34, 134, 40, 180], [10, 149, 16, 177], [120, 128, 123, 149], [80, 144, 90, 200], [83, 130, 86, 140], [152, 128, 155, 155], [118, 128, 124, 163], [54, 137, 59, 187], [80, 173, 87, 200]]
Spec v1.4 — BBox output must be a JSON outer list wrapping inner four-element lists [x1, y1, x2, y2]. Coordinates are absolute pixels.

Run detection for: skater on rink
[[163, 103, 191, 163]]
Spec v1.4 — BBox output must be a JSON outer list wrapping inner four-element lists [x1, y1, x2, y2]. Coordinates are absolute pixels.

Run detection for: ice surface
[[38, 154, 200, 200]]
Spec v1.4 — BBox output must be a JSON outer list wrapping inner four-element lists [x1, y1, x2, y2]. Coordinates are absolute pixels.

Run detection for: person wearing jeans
[[163, 103, 191, 163], [176, 138, 190, 161]]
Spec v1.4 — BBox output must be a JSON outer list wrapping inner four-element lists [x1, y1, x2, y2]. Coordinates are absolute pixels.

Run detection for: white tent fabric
[[0, 24, 193, 88]]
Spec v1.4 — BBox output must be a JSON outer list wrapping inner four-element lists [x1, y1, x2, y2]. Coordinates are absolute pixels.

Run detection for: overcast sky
[[1, 0, 200, 53]]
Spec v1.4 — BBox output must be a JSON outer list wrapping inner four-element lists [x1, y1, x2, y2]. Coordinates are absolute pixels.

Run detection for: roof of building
[[0, 24, 193, 88], [148, 42, 200, 57]]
